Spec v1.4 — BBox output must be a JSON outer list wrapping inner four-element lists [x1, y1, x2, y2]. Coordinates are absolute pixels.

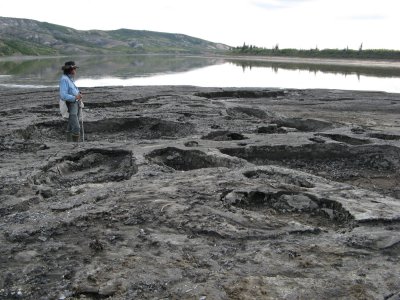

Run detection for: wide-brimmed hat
[[61, 61, 79, 71]]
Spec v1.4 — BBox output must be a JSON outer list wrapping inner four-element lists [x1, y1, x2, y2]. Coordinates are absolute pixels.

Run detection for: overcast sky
[[1, 0, 399, 50]]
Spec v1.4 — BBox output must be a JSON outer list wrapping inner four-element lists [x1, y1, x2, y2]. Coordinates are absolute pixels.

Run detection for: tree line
[[230, 43, 400, 60]]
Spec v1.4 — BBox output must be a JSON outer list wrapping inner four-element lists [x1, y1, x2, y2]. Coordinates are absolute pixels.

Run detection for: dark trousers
[[66, 101, 80, 135]]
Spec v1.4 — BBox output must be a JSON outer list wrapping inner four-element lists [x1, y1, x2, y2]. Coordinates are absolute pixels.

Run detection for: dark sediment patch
[[220, 144, 400, 197], [146, 147, 241, 171], [14, 120, 64, 140], [184, 141, 199, 147], [243, 169, 315, 188], [195, 89, 285, 99], [256, 124, 287, 134], [86, 99, 134, 108], [220, 144, 400, 172], [35, 148, 137, 186], [86, 98, 163, 109], [226, 106, 274, 119], [221, 190, 354, 226], [0, 191, 40, 217], [274, 118, 335, 132], [201, 131, 247, 141], [84, 117, 196, 140], [15, 117, 196, 141], [0, 137, 48, 153], [368, 132, 400, 141], [317, 133, 371, 145]]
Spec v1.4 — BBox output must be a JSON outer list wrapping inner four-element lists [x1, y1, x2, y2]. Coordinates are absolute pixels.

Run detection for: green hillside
[[0, 17, 230, 56]]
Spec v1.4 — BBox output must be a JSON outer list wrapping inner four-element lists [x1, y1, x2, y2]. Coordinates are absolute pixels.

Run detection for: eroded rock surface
[[0, 86, 400, 299]]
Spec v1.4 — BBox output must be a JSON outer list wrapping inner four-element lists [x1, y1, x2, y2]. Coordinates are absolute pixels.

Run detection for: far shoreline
[[213, 54, 400, 69], [2, 53, 400, 70]]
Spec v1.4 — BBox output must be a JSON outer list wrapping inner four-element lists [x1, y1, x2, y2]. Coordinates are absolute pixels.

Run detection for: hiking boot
[[66, 132, 73, 142], [71, 134, 80, 142]]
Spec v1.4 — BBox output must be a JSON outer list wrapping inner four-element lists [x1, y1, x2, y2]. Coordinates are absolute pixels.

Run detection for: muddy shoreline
[[1, 86, 400, 299]]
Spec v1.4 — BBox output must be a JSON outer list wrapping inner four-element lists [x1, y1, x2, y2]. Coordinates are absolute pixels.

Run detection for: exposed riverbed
[[0, 86, 400, 299]]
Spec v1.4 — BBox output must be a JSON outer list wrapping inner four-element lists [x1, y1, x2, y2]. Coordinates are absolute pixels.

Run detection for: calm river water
[[1, 55, 399, 93]]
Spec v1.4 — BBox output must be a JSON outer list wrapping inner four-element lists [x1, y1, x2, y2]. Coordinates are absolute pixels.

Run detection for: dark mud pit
[[1, 86, 400, 299], [15, 117, 195, 142]]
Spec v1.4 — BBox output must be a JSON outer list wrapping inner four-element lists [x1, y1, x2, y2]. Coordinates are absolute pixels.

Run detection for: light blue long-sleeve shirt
[[59, 75, 80, 102]]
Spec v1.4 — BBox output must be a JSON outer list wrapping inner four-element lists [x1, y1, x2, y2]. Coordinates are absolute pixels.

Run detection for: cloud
[[342, 14, 386, 21], [252, 1, 284, 9], [252, 0, 314, 10]]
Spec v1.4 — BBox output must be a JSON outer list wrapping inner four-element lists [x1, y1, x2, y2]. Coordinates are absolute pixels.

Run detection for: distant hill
[[0, 17, 230, 56]]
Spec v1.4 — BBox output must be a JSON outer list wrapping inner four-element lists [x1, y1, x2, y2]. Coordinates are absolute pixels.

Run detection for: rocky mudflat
[[0, 85, 400, 299]]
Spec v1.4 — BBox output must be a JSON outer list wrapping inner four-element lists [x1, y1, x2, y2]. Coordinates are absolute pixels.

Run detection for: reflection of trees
[[228, 59, 400, 79], [239, 64, 252, 72], [0, 55, 219, 85], [2, 55, 399, 87], [80, 55, 219, 78], [0, 58, 62, 76]]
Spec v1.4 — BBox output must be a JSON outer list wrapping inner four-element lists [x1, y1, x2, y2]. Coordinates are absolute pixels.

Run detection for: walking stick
[[80, 101, 85, 143]]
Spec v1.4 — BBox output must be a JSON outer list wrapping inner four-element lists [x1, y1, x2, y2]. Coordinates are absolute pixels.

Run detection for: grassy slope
[[0, 17, 227, 56]]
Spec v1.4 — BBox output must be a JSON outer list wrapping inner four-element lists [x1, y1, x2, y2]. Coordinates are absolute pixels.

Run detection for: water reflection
[[0, 55, 221, 86], [0, 55, 399, 92], [229, 59, 400, 78]]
